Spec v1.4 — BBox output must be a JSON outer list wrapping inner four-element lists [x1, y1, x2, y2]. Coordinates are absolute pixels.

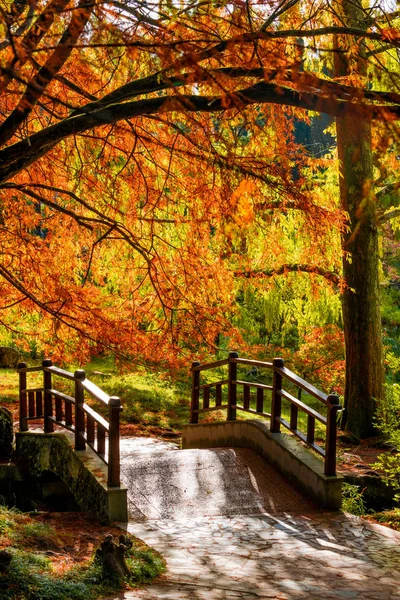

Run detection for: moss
[[0, 406, 13, 458], [15, 433, 127, 521]]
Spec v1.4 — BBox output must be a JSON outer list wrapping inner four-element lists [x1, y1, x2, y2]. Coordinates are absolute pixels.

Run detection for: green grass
[[368, 508, 400, 530], [88, 366, 191, 431]]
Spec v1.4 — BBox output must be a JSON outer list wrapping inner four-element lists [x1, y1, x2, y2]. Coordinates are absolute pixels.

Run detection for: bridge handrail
[[17, 359, 122, 487], [190, 353, 341, 476]]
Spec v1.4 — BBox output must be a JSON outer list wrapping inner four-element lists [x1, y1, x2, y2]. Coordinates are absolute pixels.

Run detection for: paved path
[[106, 438, 400, 600]]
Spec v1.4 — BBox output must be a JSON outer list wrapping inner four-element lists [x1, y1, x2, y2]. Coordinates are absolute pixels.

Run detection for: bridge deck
[[120, 438, 318, 521]]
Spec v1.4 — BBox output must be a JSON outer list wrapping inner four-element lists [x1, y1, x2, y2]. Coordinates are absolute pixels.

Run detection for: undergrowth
[[0, 505, 165, 600], [341, 483, 368, 516]]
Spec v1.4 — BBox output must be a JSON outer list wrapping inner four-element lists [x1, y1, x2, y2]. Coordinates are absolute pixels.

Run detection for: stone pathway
[[105, 438, 400, 600]]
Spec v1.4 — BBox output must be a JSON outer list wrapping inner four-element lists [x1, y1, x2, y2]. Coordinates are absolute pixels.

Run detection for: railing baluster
[[108, 396, 121, 487], [55, 395, 62, 422], [290, 404, 298, 430], [36, 390, 43, 417], [307, 415, 315, 444], [191, 361, 201, 424], [43, 359, 53, 433], [325, 394, 340, 476], [65, 400, 72, 427], [256, 387, 263, 413], [270, 357, 284, 433], [227, 351, 238, 421], [18, 362, 28, 432], [203, 387, 210, 409], [74, 370, 86, 451], [216, 383, 222, 406], [28, 390, 35, 418], [97, 424, 106, 456], [87, 413, 95, 443], [243, 384, 250, 410]]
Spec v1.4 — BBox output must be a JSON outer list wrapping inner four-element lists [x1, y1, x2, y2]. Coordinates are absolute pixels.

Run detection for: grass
[[0, 505, 165, 600], [366, 508, 400, 530]]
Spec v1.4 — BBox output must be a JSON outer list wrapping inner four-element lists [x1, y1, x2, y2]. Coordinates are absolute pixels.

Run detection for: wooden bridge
[[190, 352, 342, 477], [15, 353, 343, 519]]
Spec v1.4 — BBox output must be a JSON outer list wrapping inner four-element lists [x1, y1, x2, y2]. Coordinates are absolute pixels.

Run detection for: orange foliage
[[0, 0, 397, 366]]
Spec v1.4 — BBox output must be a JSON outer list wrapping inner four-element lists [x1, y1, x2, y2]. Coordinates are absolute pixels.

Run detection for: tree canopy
[[0, 0, 399, 375]]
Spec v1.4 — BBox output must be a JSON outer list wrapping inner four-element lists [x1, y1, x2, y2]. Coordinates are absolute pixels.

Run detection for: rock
[[0, 407, 13, 458], [0, 347, 21, 368], [0, 550, 12, 574]]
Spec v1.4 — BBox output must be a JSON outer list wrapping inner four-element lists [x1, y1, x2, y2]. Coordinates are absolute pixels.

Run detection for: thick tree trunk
[[334, 0, 384, 439]]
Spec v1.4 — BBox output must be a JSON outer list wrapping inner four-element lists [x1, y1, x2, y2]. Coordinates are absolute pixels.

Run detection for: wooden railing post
[[108, 396, 122, 487], [227, 351, 238, 421], [74, 369, 86, 450], [18, 362, 28, 432], [43, 359, 53, 433], [325, 394, 341, 476], [190, 361, 201, 424], [270, 357, 284, 433]]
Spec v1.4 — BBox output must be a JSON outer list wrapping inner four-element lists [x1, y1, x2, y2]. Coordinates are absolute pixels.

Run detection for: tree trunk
[[95, 534, 132, 580], [334, 0, 383, 439]]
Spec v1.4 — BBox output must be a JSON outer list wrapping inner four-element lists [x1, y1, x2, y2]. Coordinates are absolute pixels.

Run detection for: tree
[[0, 0, 399, 432], [334, 0, 383, 438]]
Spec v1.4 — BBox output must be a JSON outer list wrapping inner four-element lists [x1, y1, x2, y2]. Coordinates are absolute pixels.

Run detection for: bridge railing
[[17, 359, 122, 487], [191, 352, 341, 476]]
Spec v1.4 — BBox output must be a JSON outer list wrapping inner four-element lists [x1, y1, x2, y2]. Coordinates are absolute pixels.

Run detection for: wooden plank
[[55, 395, 63, 422], [47, 417, 75, 434], [83, 403, 109, 431], [203, 387, 210, 409], [80, 379, 110, 405], [307, 415, 315, 444], [83, 439, 107, 464], [192, 358, 230, 372], [276, 417, 325, 457], [48, 389, 74, 404], [243, 385, 250, 410], [46, 366, 75, 381], [232, 358, 273, 369], [279, 390, 327, 424], [234, 406, 271, 418], [290, 404, 298, 430], [17, 366, 43, 373], [256, 387, 264, 413], [65, 401, 72, 427], [199, 379, 229, 389], [216, 384, 222, 406], [28, 391, 35, 417], [36, 390, 43, 417], [192, 404, 229, 414], [87, 413, 95, 443], [274, 366, 328, 404], [97, 425, 106, 455], [234, 380, 273, 391]]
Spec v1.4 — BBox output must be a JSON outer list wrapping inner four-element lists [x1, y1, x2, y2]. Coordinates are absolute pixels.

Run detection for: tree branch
[[235, 264, 341, 285]]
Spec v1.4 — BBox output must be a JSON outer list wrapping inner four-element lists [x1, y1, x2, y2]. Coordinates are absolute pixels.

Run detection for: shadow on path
[[109, 437, 400, 600]]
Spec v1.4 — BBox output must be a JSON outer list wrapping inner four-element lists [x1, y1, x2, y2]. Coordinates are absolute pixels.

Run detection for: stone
[[0, 406, 13, 458], [0, 346, 21, 368]]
